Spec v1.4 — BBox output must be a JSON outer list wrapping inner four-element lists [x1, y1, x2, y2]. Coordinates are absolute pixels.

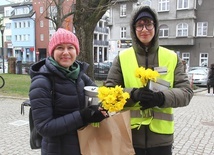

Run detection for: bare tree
[[44, 0, 75, 30], [73, 0, 116, 80], [42, 0, 116, 80]]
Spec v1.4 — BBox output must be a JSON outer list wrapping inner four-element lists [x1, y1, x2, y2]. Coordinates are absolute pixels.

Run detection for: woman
[[29, 28, 107, 155]]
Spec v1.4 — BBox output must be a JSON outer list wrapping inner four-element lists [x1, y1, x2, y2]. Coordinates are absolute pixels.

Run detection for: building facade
[[108, 0, 214, 68], [1, 0, 213, 68], [9, 2, 36, 62], [32, 0, 75, 61], [0, 0, 110, 65], [93, 13, 110, 63]]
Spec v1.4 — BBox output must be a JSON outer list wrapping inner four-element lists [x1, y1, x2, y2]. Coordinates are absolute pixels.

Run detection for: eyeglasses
[[135, 23, 155, 31]]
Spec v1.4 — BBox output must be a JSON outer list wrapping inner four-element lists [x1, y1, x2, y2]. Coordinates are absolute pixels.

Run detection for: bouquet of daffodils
[[97, 85, 130, 113], [135, 67, 160, 87]]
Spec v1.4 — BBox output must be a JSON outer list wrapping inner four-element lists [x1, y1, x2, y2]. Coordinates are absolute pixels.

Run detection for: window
[[5, 10, 11, 17], [197, 22, 208, 36], [5, 23, 11, 29], [141, 0, 151, 6], [26, 34, 30, 41], [6, 35, 11, 41], [15, 8, 22, 15], [120, 27, 126, 39], [19, 22, 22, 28], [159, 25, 169, 37], [23, 21, 26, 28], [49, 20, 55, 30], [98, 21, 103, 28], [199, 53, 208, 67], [40, 34, 44, 41], [99, 34, 102, 40], [94, 33, 98, 40], [158, 0, 169, 12], [40, 21, 44, 27], [176, 23, 188, 37], [40, 6, 43, 14], [120, 4, 126, 17], [17, 35, 21, 41], [177, 0, 189, 9], [23, 7, 29, 14], [182, 53, 190, 66], [49, 6, 57, 17], [27, 21, 30, 27], [22, 34, 25, 41], [104, 34, 108, 41]]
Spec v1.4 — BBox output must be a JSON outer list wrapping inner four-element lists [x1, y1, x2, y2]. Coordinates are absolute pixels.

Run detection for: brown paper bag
[[77, 110, 135, 155]]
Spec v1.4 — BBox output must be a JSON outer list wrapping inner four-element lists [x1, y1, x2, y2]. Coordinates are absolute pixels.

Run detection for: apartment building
[[93, 12, 110, 63], [9, 1, 36, 62], [108, 0, 214, 67], [0, 0, 110, 64], [32, 0, 75, 61], [2, 0, 213, 67]]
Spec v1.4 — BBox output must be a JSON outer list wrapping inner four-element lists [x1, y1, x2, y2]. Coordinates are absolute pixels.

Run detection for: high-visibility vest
[[119, 46, 177, 134]]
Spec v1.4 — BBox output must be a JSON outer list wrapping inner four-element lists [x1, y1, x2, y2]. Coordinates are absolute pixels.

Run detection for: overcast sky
[[0, 0, 10, 5]]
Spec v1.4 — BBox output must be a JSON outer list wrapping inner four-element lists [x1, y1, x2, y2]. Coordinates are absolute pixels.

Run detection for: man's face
[[135, 18, 155, 46]]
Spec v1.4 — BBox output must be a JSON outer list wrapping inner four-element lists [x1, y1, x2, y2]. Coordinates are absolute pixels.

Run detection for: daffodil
[[135, 67, 160, 87], [97, 85, 130, 113]]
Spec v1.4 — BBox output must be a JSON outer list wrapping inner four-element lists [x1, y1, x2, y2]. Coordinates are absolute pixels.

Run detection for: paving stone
[[0, 88, 213, 155]]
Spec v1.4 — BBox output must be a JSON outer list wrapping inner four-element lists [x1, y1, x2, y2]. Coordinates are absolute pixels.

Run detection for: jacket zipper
[[145, 47, 149, 69]]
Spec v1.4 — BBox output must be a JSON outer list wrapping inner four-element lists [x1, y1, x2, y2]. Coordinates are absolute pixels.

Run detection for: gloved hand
[[131, 87, 165, 110], [80, 105, 107, 124]]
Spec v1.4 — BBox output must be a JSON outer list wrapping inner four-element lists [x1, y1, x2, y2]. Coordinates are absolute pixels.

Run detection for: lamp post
[[0, 26, 5, 73]]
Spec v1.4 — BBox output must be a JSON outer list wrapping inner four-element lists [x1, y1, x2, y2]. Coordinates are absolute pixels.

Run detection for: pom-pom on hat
[[48, 28, 80, 56], [135, 11, 154, 23]]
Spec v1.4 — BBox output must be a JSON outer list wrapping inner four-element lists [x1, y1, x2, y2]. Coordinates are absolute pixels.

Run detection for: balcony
[[93, 40, 109, 46], [10, 9, 35, 19], [159, 36, 195, 46], [94, 27, 109, 34]]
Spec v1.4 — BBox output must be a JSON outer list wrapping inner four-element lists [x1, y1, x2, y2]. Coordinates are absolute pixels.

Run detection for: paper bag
[[77, 110, 135, 155]]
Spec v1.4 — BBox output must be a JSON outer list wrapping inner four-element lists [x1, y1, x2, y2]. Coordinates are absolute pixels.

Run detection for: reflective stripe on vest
[[119, 46, 177, 134], [130, 109, 174, 121]]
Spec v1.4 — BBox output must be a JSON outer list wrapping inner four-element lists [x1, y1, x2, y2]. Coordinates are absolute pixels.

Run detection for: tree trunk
[[75, 24, 95, 80]]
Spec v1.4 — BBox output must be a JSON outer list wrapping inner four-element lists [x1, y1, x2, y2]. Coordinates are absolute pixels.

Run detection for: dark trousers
[[207, 84, 214, 93], [134, 145, 172, 155]]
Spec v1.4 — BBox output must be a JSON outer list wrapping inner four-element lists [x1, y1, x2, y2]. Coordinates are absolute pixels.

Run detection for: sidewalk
[[0, 88, 213, 155]]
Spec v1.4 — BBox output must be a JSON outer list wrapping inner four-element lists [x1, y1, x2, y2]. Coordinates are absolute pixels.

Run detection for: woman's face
[[135, 18, 155, 46], [53, 43, 77, 68]]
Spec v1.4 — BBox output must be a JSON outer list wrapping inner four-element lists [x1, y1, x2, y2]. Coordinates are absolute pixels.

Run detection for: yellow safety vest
[[119, 46, 177, 134]]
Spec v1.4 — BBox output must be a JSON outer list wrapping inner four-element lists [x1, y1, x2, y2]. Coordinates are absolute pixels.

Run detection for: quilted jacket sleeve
[[29, 75, 84, 137]]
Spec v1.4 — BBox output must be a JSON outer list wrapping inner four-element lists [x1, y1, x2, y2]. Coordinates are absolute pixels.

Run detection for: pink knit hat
[[48, 28, 80, 56]]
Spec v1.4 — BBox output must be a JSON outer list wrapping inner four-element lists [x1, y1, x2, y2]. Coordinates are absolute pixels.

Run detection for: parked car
[[94, 61, 112, 80], [188, 68, 208, 87], [188, 66, 208, 72]]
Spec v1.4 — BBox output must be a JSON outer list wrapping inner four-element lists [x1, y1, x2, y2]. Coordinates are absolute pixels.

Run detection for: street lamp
[[0, 26, 5, 73]]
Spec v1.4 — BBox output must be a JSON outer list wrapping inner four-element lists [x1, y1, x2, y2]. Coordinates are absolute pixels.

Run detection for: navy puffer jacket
[[29, 58, 95, 155]]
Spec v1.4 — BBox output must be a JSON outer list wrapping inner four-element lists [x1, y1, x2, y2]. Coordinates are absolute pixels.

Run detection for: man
[[105, 6, 193, 155]]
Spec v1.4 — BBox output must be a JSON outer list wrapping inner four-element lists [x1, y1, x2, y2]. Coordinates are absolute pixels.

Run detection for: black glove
[[80, 105, 107, 124], [131, 87, 165, 110]]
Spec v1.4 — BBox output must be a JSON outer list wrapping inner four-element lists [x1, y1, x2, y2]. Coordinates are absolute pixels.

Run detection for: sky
[[0, 0, 10, 5], [0, 0, 27, 6]]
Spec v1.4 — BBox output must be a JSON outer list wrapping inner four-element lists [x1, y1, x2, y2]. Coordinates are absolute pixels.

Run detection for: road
[[0, 88, 213, 155]]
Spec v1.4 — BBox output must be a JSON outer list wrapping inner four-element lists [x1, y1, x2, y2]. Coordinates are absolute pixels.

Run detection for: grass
[[0, 74, 31, 98], [0, 73, 105, 98]]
